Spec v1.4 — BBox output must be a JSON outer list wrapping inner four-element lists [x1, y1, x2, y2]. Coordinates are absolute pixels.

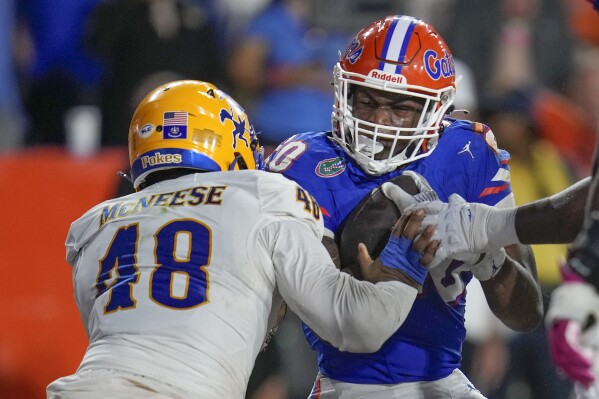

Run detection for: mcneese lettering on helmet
[[99, 185, 227, 227], [368, 70, 406, 84], [141, 152, 183, 169]]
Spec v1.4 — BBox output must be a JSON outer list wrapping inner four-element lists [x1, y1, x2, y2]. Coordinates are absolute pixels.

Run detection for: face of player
[[351, 87, 425, 160]]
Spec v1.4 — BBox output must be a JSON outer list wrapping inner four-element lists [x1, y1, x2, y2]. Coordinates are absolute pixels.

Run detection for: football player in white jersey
[[46, 80, 436, 399]]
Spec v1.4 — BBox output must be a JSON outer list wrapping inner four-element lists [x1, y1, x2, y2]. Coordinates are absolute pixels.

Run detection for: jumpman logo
[[491, 261, 501, 277], [466, 383, 480, 393], [458, 141, 474, 159]]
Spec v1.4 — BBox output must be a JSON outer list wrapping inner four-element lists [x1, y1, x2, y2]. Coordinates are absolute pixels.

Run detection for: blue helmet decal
[[219, 107, 250, 149], [346, 38, 364, 64]]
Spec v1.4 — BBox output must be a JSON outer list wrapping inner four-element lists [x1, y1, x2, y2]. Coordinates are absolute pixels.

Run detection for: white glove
[[383, 183, 519, 268], [380, 170, 439, 213], [467, 248, 507, 281]]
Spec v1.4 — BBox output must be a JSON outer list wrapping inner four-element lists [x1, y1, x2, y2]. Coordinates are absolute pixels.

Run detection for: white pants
[[308, 369, 487, 399], [46, 369, 194, 399]]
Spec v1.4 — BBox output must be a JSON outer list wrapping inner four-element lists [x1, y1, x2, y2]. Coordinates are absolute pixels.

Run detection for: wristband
[[380, 235, 428, 285], [486, 207, 518, 250]]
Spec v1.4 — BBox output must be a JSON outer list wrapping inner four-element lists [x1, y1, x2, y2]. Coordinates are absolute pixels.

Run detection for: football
[[338, 173, 421, 279]]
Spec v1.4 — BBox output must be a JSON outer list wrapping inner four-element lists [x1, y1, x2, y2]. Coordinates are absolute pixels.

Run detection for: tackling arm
[[515, 177, 590, 244], [266, 210, 436, 353], [322, 236, 342, 270], [323, 236, 424, 289], [382, 177, 591, 264], [265, 220, 419, 353]]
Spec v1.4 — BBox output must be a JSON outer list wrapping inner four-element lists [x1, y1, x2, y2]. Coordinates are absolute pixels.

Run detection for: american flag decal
[[163, 111, 188, 139], [164, 111, 187, 125]]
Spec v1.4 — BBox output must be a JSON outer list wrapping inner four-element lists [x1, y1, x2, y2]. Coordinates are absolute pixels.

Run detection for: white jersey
[[48, 171, 417, 399]]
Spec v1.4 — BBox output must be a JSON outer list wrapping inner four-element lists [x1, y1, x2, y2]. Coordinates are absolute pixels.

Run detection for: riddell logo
[[368, 70, 406, 84], [141, 152, 183, 168]]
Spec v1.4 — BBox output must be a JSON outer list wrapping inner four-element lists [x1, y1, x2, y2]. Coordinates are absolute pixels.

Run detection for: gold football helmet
[[128, 80, 263, 189]]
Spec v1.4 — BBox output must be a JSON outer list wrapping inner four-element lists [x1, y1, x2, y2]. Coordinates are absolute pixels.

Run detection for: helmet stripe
[[379, 17, 399, 71], [379, 16, 415, 75]]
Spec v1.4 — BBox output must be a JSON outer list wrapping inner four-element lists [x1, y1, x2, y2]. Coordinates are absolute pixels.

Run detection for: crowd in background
[[3, 0, 599, 173], [2, 0, 599, 398]]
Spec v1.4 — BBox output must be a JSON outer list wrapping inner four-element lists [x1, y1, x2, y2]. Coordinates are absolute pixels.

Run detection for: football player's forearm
[[285, 272, 417, 353], [481, 246, 543, 332], [332, 280, 418, 353], [322, 236, 342, 269], [515, 177, 590, 245], [370, 266, 422, 290], [272, 224, 417, 353]]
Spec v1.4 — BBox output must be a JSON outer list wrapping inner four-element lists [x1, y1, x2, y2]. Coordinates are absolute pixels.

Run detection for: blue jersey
[[265, 119, 513, 384]]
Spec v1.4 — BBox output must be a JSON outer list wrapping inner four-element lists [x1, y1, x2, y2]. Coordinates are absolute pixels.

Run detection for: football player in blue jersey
[[264, 15, 543, 398], [380, 6, 599, 398], [393, 115, 598, 399]]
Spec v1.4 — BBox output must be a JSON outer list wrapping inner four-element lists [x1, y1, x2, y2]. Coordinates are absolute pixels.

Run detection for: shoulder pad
[[257, 173, 324, 239], [442, 118, 490, 134], [467, 121, 501, 155], [440, 119, 501, 156]]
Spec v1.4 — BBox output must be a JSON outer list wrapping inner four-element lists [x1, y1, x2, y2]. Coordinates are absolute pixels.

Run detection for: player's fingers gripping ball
[[418, 194, 501, 269], [339, 173, 423, 279], [379, 210, 428, 286], [381, 183, 480, 269], [380, 171, 438, 213]]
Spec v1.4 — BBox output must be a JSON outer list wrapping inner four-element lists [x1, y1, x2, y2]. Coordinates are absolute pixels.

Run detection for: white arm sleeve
[[258, 219, 418, 353]]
